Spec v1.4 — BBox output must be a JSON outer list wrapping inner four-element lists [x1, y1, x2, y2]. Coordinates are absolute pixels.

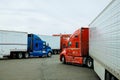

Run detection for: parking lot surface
[[0, 55, 99, 80]]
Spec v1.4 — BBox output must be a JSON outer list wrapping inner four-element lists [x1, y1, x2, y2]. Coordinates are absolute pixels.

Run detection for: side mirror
[[68, 41, 72, 47]]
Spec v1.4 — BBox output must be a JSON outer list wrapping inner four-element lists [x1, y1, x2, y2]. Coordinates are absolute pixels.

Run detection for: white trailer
[[39, 35, 60, 54], [0, 30, 28, 59], [89, 0, 120, 80]]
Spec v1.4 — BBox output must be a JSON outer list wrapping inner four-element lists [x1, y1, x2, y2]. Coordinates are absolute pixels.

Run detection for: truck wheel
[[87, 58, 93, 68], [57, 51, 60, 54], [61, 56, 66, 64], [17, 53, 23, 59], [111, 76, 115, 80], [24, 53, 29, 58], [10, 53, 14, 59], [10, 53, 17, 59], [106, 72, 110, 80], [47, 52, 52, 57], [54, 50, 57, 54]]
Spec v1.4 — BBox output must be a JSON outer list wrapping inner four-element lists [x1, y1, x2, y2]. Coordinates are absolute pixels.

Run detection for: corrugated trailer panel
[[0, 31, 27, 44], [89, 0, 120, 79], [0, 30, 27, 58]]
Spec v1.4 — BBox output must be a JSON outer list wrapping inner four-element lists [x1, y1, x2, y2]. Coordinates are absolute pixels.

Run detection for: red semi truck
[[60, 28, 93, 67]]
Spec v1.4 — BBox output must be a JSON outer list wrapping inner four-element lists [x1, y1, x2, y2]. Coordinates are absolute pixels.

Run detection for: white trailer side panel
[[39, 35, 60, 49], [89, 0, 120, 79], [94, 60, 105, 80], [0, 30, 27, 58]]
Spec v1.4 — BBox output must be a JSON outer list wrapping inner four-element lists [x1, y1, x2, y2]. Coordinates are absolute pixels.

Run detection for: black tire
[[57, 50, 59, 54], [24, 53, 29, 58], [87, 58, 93, 68], [106, 72, 110, 80], [10, 53, 17, 59], [54, 50, 57, 54], [17, 53, 23, 59], [105, 71, 118, 80], [47, 52, 52, 57], [10, 53, 14, 59], [111, 76, 115, 80], [61, 56, 66, 64]]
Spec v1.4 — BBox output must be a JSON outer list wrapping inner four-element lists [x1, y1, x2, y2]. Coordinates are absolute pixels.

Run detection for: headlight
[[42, 50, 46, 53]]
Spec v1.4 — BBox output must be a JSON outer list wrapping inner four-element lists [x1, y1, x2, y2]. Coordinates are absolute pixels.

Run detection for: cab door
[[32, 37, 43, 56]]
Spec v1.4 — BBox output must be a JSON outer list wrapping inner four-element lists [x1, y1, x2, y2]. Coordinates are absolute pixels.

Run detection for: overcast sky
[[0, 0, 112, 35]]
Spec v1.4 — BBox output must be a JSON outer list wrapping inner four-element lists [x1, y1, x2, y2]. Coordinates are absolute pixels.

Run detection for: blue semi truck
[[27, 34, 52, 58], [0, 31, 52, 59]]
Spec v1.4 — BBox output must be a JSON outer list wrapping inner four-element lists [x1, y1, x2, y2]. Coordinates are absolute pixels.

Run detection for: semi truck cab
[[60, 28, 93, 67], [28, 34, 52, 57]]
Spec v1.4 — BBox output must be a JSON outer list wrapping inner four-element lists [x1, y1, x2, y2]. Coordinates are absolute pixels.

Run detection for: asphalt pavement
[[0, 55, 99, 80]]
